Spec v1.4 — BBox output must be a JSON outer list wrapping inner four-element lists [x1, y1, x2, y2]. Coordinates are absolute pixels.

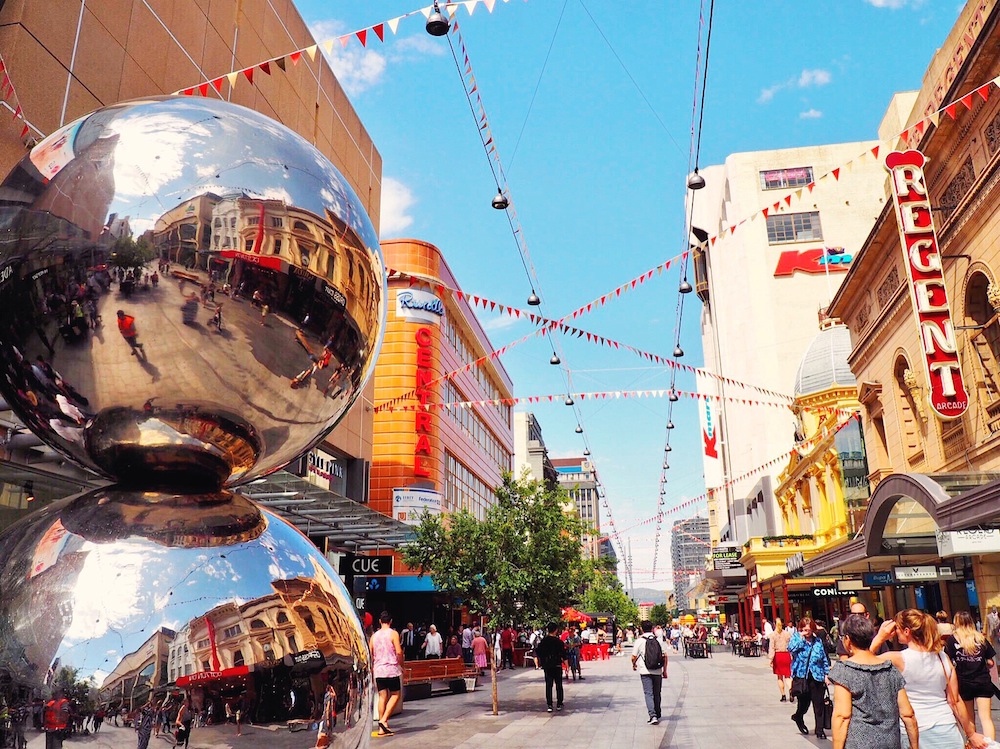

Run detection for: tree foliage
[[578, 571, 639, 626], [109, 236, 155, 272], [649, 603, 670, 624], [402, 472, 586, 627], [51, 666, 98, 712]]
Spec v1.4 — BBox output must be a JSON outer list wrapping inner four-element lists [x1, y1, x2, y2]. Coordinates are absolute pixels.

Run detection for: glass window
[[759, 167, 813, 190], [294, 220, 309, 231], [271, 217, 283, 228], [273, 239, 282, 254], [765, 211, 823, 244], [232, 649, 245, 667], [245, 238, 254, 252]]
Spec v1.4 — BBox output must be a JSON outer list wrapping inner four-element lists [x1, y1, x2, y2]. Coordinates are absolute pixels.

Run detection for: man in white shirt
[[631, 621, 668, 725], [581, 627, 592, 644]]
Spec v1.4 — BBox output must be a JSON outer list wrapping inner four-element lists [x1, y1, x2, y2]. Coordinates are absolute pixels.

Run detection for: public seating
[[402, 657, 478, 700], [683, 638, 712, 658]]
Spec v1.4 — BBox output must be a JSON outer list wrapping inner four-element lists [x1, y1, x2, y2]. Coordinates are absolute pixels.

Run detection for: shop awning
[[175, 665, 250, 687], [239, 472, 413, 552]]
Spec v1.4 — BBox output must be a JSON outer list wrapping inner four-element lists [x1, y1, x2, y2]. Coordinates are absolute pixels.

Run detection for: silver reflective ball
[[0, 97, 385, 488], [0, 488, 373, 744]]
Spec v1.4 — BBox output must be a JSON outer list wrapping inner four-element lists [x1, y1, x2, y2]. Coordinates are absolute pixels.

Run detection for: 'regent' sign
[[885, 150, 969, 420]]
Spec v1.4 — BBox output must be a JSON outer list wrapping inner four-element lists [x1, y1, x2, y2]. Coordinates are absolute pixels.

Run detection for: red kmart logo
[[773, 248, 852, 277]]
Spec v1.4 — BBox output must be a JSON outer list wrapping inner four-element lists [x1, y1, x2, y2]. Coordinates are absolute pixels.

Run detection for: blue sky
[[291, 0, 963, 589]]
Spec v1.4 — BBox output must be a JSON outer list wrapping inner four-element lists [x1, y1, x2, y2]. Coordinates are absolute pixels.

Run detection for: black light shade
[[583, 448, 591, 456], [565, 395, 574, 406], [673, 345, 684, 358], [575, 425, 583, 434], [687, 170, 706, 190], [492, 190, 509, 210], [665, 445, 673, 453], [527, 291, 541, 306], [662, 463, 669, 470], [666, 421, 675, 430], [550, 354, 561, 365], [426, 2, 450, 35], [668, 390, 679, 402], [679, 280, 694, 294]]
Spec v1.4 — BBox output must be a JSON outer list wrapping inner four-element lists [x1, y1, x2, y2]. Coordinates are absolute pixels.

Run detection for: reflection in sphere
[[0, 488, 373, 748], [0, 96, 385, 488]]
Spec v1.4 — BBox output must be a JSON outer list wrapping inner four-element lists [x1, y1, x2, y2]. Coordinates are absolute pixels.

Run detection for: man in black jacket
[[535, 623, 566, 712]]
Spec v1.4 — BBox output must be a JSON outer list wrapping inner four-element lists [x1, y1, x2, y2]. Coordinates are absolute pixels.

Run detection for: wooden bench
[[684, 638, 712, 658], [401, 657, 478, 700]]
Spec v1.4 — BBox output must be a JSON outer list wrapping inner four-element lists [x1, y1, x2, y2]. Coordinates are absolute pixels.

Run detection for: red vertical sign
[[885, 150, 968, 420]]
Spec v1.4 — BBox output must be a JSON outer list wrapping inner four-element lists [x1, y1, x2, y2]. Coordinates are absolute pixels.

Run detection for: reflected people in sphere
[[0, 488, 372, 749], [0, 96, 385, 489]]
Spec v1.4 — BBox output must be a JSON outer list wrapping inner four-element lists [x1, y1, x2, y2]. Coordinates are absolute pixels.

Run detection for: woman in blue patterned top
[[789, 616, 832, 739]]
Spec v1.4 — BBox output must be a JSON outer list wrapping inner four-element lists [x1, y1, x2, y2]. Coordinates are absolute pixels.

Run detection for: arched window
[[250, 618, 267, 630], [294, 220, 309, 232], [276, 611, 289, 624], [965, 271, 1000, 396], [893, 355, 924, 466]]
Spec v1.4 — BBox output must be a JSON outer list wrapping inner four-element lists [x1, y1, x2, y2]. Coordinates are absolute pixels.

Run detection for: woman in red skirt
[[768, 618, 793, 701]]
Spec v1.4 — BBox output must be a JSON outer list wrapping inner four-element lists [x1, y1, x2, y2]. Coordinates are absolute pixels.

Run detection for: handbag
[[822, 687, 833, 730], [791, 637, 817, 699]]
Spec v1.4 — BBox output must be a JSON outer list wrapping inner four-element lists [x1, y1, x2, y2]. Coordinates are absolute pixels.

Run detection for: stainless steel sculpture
[[0, 97, 382, 748]]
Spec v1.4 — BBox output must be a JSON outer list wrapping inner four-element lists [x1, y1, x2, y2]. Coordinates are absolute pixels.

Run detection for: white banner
[[696, 370, 723, 489], [395, 289, 445, 325], [392, 487, 443, 525]]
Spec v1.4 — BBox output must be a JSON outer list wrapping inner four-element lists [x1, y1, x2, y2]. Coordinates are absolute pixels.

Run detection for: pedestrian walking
[[461, 623, 474, 665], [42, 691, 70, 749], [872, 609, 989, 749], [173, 697, 191, 749], [317, 681, 336, 746], [472, 629, 490, 675], [116, 310, 145, 358], [631, 620, 667, 725], [944, 611, 996, 741], [789, 616, 831, 740], [370, 611, 403, 737], [767, 617, 792, 702], [134, 696, 156, 749], [536, 623, 566, 713], [828, 613, 918, 749]]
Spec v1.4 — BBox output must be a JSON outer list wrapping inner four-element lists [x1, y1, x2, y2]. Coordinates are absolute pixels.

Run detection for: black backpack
[[643, 635, 664, 670]]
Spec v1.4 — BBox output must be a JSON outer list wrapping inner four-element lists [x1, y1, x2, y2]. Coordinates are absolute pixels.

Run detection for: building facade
[[670, 516, 710, 609], [553, 457, 602, 560], [367, 238, 514, 622], [513, 411, 558, 488], [811, 0, 1000, 622]]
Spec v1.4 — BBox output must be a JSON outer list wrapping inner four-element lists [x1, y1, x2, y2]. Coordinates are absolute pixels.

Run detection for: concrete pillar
[[972, 555, 1000, 616]]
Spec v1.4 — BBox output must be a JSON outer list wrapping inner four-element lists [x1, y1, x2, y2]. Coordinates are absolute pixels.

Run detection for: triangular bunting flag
[[387, 17, 401, 34], [290, 51, 302, 65], [259, 61, 271, 75], [762, 207, 769, 219], [274, 57, 286, 72], [211, 77, 225, 92], [420, 6, 432, 19], [871, 145, 880, 159], [961, 93, 974, 110], [20, 124, 28, 139], [928, 111, 939, 127], [198, 82, 209, 97], [356, 29, 367, 47], [977, 83, 990, 102], [180, 88, 194, 97], [484, 0, 497, 10], [784, 195, 792, 206], [945, 102, 958, 119], [373, 24, 385, 42], [832, 168, 840, 181], [226, 72, 239, 87], [242, 67, 254, 84], [305, 45, 318, 61], [806, 182, 815, 192]]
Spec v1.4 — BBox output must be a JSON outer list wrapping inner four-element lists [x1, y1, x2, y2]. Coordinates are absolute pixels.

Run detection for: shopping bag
[[823, 688, 833, 730]]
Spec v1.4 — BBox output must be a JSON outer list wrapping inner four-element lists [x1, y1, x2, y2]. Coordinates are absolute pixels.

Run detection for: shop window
[[893, 356, 924, 467], [759, 166, 813, 190]]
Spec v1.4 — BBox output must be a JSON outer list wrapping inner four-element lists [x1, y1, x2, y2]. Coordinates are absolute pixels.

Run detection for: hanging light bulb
[[550, 353, 561, 365], [575, 425, 583, 434], [666, 421, 675, 430], [583, 448, 591, 456], [527, 291, 541, 306], [679, 279, 693, 294], [668, 390, 679, 402], [663, 461, 669, 470], [565, 395, 574, 406], [665, 445, 673, 453], [425, 1, 450, 35], [492, 190, 509, 210], [673, 345, 684, 358], [687, 170, 706, 190]]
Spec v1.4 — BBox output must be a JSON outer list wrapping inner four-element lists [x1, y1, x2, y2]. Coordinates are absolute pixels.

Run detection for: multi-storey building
[[513, 412, 558, 488], [670, 517, 710, 609], [553, 457, 603, 560]]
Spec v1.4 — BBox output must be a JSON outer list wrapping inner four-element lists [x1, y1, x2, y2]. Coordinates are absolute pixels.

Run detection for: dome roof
[[794, 323, 856, 396]]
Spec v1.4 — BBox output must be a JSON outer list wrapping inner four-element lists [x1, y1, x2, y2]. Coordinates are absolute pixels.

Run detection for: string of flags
[[600, 413, 859, 544], [171, 1, 519, 98], [0, 53, 33, 145], [378, 386, 857, 416]]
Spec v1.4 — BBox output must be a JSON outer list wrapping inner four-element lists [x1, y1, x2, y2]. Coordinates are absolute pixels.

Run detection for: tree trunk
[[490, 647, 498, 715]]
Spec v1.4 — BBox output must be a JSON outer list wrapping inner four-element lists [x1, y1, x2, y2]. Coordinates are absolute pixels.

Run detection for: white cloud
[[865, 0, 909, 7], [798, 69, 831, 87], [379, 177, 415, 237], [799, 109, 823, 119], [482, 315, 519, 333], [758, 68, 832, 104]]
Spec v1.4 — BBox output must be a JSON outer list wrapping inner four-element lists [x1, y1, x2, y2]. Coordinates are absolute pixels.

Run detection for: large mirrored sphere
[[0, 96, 385, 488], [0, 487, 373, 749]]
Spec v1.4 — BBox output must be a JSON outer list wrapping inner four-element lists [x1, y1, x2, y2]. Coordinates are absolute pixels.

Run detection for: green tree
[[649, 603, 670, 625], [579, 575, 639, 626], [403, 472, 586, 714], [51, 666, 98, 712], [109, 236, 155, 272]]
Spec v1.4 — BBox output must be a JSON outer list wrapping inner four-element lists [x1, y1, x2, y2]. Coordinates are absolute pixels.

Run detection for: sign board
[[835, 579, 870, 593], [338, 554, 394, 577], [863, 570, 894, 587], [711, 548, 742, 571], [773, 248, 853, 277], [785, 552, 806, 577], [392, 487, 442, 525], [885, 150, 968, 420], [812, 586, 852, 597], [305, 447, 346, 493], [696, 371, 723, 489], [936, 529, 1000, 558], [893, 565, 939, 582], [396, 289, 445, 325]]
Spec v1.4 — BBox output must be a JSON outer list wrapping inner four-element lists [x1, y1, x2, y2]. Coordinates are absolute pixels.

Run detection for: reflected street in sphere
[[0, 487, 373, 749], [0, 96, 386, 489]]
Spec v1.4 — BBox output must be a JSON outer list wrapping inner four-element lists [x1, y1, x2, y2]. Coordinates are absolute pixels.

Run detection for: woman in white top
[[422, 624, 443, 659], [873, 609, 988, 749]]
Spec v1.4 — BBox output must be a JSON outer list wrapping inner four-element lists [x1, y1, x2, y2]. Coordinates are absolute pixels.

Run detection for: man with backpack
[[631, 620, 668, 725]]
